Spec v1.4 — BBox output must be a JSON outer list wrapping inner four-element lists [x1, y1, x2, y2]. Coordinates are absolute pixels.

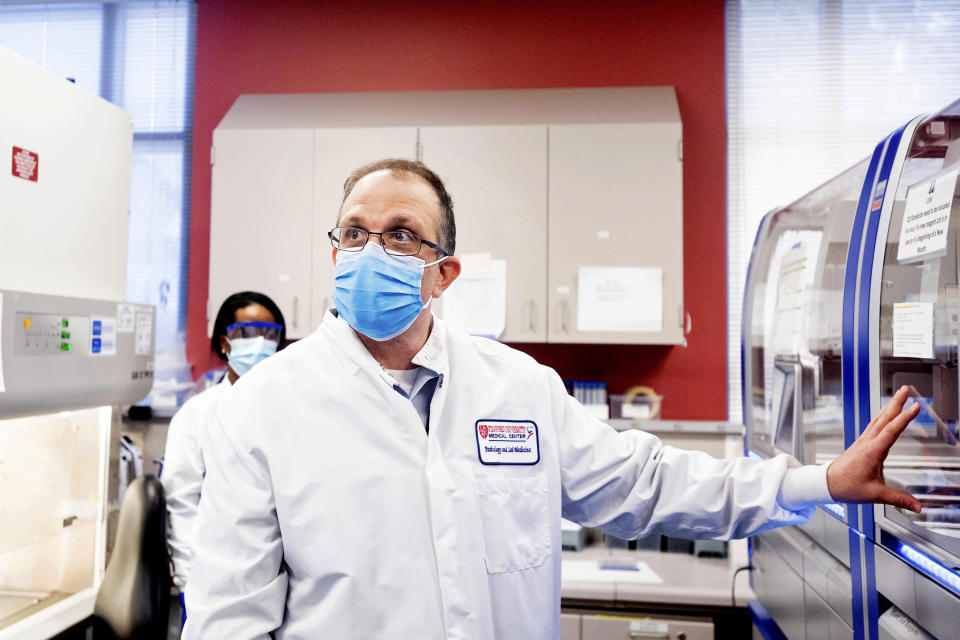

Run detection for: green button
[[60, 342, 72, 351], [61, 319, 69, 328], [61, 331, 70, 339]]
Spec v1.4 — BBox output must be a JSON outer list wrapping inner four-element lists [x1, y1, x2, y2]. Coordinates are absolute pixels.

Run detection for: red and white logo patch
[[475, 419, 539, 465]]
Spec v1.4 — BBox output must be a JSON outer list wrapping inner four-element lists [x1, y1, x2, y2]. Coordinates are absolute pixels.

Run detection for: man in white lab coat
[[183, 159, 920, 639]]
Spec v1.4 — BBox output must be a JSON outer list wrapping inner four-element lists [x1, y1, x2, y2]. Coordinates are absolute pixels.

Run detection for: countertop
[[561, 545, 756, 608]]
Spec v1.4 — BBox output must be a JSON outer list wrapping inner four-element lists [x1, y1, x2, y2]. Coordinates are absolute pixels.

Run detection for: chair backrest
[[93, 474, 171, 640]]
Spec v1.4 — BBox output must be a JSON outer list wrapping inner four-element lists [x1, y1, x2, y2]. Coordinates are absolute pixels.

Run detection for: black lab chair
[[92, 474, 171, 640]]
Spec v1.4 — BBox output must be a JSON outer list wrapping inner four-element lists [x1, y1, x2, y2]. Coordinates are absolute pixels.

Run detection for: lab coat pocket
[[474, 474, 550, 574]]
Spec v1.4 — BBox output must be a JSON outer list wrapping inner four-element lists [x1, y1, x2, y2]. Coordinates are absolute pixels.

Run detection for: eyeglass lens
[[332, 227, 422, 256]]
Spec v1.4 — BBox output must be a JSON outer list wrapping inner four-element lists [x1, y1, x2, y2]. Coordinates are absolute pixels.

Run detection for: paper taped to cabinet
[[577, 266, 662, 333], [441, 253, 506, 339]]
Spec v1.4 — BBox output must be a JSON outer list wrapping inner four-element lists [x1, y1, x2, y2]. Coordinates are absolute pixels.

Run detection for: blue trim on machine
[[849, 528, 866, 640], [855, 124, 908, 537], [821, 502, 847, 520], [748, 600, 790, 640], [842, 142, 884, 530], [864, 539, 879, 640], [880, 531, 960, 596]]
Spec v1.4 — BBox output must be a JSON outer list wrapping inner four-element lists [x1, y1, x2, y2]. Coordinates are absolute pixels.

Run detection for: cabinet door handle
[[628, 631, 669, 639], [292, 296, 299, 329], [527, 298, 536, 332]]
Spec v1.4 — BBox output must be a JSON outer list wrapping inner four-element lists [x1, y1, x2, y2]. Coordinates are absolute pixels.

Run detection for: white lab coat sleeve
[[552, 372, 831, 540], [160, 401, 206, 588], [181, 405, 287, 639]]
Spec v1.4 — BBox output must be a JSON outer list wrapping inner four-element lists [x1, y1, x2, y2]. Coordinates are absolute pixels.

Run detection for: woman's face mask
[[226, 336, 278, 376], [224, 321, 283, 376]]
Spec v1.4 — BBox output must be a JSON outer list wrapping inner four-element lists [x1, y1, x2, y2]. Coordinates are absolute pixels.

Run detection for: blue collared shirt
[[384, 318, 446, 432], [388, 366, 442, 432]]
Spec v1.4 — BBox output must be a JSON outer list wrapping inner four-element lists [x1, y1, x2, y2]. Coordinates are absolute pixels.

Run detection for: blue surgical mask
[[227, 336, 278, 376], [333, 242, 446, 341]]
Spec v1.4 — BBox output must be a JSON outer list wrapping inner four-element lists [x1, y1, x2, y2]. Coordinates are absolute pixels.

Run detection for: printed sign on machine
[[893, 302, 935, 359], [897, 168, 958, 263]]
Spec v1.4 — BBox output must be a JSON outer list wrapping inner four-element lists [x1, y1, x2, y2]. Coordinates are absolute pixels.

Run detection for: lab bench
[[561, 545, 755, 639]]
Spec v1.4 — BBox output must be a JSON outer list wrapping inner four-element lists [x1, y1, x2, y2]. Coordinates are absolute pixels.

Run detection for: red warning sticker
[[12, 146, 38, 182]]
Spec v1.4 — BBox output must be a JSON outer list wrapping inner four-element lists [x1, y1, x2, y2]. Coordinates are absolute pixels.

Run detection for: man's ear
[[431, 257, 461, 298], [332, 247, 338, 264]]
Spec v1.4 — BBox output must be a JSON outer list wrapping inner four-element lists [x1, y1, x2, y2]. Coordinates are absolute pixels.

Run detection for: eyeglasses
[[328, 226, 449, 257]]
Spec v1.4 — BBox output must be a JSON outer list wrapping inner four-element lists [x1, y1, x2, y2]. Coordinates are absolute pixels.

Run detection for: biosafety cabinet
[[744, 98, 960, 640], [0, 45, 155, 635]]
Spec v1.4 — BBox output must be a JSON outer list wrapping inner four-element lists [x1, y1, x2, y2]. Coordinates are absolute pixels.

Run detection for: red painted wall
[[189, 0, 727, 419]]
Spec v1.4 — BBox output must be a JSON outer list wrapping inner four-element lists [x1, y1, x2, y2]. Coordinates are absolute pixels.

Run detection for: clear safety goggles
[[225, 321, 283, 343]]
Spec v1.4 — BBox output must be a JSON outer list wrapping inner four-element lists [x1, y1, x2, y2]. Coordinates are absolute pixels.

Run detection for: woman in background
[[161, 291, 286, 611]]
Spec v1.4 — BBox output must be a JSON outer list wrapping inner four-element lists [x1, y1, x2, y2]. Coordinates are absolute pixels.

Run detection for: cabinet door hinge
[[210, 145, 216, 166], [676, 139, 683, 162]]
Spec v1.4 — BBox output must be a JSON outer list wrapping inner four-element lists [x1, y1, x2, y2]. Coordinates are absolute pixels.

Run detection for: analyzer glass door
[[878, 99, 960, 561], [746, 157, 870, 466]]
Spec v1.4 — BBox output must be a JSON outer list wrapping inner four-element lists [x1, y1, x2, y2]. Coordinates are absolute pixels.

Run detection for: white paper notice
[[577, 267, 662, 333], [893, 302, 934, 359], [116, 303, 136, 333], [561, 559, 662, 584], [135, 312, 153, 356], [772, 242, 810, 355], [897, 168, 958, 263], [0, 293, 5, 393], [441, 253, 507, 339]]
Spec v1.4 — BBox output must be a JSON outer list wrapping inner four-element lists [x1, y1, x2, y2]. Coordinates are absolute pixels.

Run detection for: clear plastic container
[[610, 388, 662, 420]]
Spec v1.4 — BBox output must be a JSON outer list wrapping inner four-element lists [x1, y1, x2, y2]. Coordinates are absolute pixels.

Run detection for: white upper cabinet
[[420, 125, 548, 342], [548, 122, 684, 344], [209, 88, 683, 345], [311, 127, 418, 328], [208, 127, 315, 338]]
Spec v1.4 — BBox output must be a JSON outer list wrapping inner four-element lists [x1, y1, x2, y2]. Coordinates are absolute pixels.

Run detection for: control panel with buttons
[[0, 290, 155, 418], [14, 313, 86, 355]]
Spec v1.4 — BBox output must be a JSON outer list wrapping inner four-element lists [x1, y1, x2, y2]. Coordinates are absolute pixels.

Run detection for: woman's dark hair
[[211, 291, 287, 361]]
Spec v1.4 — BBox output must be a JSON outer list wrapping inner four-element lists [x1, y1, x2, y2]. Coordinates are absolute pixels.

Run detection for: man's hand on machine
[[825, 386, 922, 513]]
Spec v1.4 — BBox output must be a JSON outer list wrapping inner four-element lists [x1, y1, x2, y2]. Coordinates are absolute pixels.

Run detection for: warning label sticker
[[11, 146, 38, 182]]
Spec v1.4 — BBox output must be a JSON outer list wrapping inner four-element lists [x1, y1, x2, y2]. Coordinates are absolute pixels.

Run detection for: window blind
[[726, 0, 960, 422]]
